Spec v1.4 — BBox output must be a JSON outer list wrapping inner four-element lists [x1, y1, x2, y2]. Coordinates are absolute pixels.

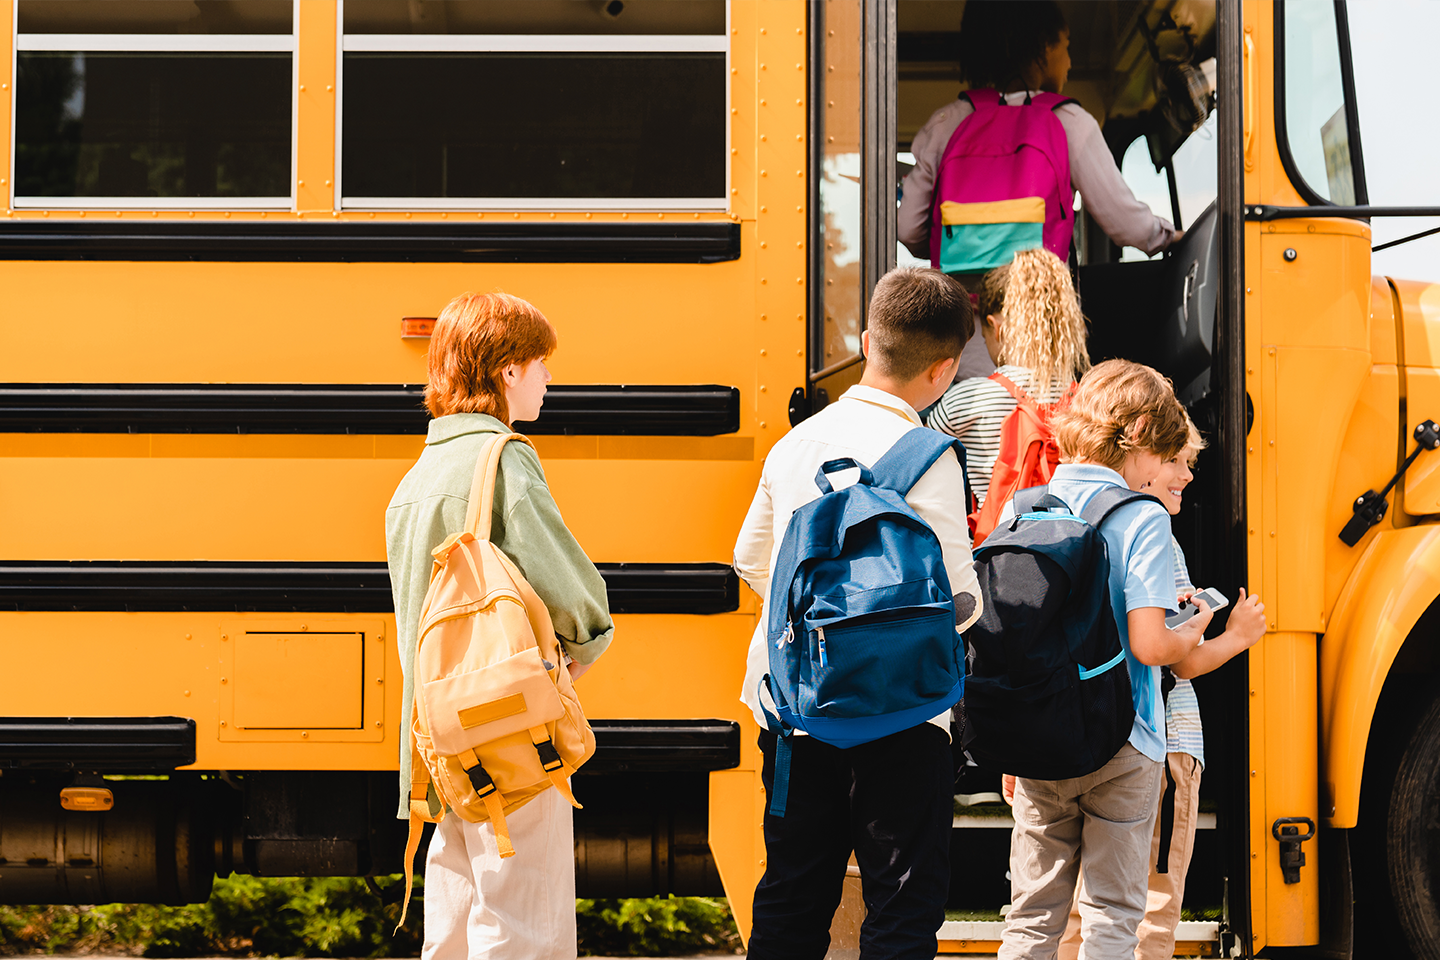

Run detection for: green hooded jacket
[[385, 413, 614, 819]]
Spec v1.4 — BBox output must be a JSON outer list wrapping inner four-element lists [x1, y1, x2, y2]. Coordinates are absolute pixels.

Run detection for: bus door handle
[[1271, 817, 1315, 884]]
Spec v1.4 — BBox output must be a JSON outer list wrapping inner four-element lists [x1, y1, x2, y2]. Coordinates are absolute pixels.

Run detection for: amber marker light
[[400, 318, 435, 339], [59, 787, 114, 811]]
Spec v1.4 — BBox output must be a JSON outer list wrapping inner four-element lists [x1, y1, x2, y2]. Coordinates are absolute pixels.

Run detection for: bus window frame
[[1272, 0, 1370, 208], [8, 2, 300, 212], [332, 0, 731, 213], [804, 0, 895, 387]]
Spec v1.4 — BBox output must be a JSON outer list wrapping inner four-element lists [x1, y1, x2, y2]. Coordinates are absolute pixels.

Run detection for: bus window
[[813, 0, 865, 379], [12, 0, 295, 207], [1172, 110, 1218, 228], [1117, 137, 1173, 262], [338, 0, 726, 208], [1279, 2, 1360, 205]]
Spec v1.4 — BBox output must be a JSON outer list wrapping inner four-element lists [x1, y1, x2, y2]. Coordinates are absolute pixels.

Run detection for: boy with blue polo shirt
[[997, 360, 1212, 960]]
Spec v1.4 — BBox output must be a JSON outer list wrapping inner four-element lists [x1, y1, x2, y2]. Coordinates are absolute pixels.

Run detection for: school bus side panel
[[1244, 0, 1373, 945]]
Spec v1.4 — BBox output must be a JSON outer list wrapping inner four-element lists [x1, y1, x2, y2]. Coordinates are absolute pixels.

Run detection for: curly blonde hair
[[987, 248, 1090, 395]]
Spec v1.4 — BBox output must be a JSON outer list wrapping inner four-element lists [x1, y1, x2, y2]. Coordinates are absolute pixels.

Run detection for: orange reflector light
[[400, 317, 435, 339], [60, 786, 114, 812]]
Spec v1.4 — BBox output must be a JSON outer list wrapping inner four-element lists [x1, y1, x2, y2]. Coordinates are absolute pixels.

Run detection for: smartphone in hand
[[1166, 587, 1229, 629]]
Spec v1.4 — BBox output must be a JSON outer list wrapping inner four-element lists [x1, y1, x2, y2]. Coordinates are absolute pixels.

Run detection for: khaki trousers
[[1058, 752, 1203, 960], [422, 787, 576, 960], [998, 744, 1164, 960]]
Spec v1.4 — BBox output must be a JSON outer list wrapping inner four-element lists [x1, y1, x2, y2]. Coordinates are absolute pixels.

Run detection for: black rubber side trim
[[0, 221, 741, 264], [0, 383, 741, 436], [0, 561, 740, 615], [599, 563, 740, 615], [583, 719, 741, 774], [0, 717, 197, 771]]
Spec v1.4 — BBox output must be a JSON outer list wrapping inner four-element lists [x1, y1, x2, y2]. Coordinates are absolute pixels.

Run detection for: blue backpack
[[760, 428, 968, 816]]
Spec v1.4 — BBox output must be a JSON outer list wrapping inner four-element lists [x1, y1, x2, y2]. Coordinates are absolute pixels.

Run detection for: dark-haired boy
[[734, 267, 986, 960]]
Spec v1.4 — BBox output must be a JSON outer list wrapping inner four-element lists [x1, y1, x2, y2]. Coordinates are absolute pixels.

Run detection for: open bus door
[[798, 0, 897, 424]]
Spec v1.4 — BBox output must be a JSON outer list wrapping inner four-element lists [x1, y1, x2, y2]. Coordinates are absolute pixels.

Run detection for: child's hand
[[1002, 774, 1016, 806], [1171, 593, 1214, 647], [1225, 588, 1267, 647]]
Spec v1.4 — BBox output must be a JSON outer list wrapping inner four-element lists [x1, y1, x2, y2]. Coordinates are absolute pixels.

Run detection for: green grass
[[0, 879, 741, 957], [943, 908, 1006, 922]]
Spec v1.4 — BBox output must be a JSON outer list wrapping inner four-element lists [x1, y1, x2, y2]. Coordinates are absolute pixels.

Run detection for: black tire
[[1388, 693, 1440, 959]]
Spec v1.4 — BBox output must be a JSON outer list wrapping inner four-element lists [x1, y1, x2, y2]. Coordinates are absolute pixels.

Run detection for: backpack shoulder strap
[[960, 87, 1001, 114], [1078, 485, 1165, 531], [1011, 484, 1047, 515], [870, 427, 963, 496], [1029, 91, 1081, 113], [463, 432, 535, 539], [990, 371, 1036, 406]]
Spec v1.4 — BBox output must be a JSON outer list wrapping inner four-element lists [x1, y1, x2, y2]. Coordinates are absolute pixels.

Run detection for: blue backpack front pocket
[[801, 606, 958, 720]]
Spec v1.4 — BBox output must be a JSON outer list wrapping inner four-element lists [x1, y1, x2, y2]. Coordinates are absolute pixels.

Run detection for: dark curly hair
[[958, 0, 1068, 91]]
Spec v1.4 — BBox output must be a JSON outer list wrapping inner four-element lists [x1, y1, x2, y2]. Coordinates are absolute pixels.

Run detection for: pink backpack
[[929, 89, 1077, 275]]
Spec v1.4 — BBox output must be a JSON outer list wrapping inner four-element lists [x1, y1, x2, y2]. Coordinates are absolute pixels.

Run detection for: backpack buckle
[[464, 760, 498, 799], [534, 738, 564, 773]]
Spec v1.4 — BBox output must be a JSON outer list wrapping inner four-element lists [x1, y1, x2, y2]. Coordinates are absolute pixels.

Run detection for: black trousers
[[747, 723, 953, 960]]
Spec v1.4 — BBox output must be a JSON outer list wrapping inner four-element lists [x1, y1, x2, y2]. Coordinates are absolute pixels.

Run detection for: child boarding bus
[[2, 0, 1440, 956]]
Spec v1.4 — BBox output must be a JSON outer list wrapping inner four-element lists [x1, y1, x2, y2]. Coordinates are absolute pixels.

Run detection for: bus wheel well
[[1352, 598, 1440, 957]]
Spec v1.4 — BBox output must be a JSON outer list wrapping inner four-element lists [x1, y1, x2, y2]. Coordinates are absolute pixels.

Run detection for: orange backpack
[[969, 373, 1077, 545], [397, 432, 595, 928]]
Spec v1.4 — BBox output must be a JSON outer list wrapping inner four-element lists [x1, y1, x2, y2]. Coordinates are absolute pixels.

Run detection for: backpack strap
[[990, 372, 1044, 417], [757, 675, 795, 817], [463, 432, 535, 540], [396, 699, 444, 932], [529, 725, 583, 809], [1029, 91, 1081, 113], [458, 747, 516, 856], [958, 87, 1003, 112], [1010, 484, 1052, 515], [870, 427, 965, 497], [1078, 485, 1166, 531]]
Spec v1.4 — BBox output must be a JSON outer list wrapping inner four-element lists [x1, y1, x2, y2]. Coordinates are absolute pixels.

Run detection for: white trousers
[[422, 787, 577, 960]]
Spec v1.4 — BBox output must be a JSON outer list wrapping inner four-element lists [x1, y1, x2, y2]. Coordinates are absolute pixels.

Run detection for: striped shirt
[[924, 365, 1068, 505], [1167, 536, 1205, 768]]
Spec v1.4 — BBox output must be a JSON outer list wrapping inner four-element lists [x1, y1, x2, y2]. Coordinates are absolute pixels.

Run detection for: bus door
[[797, 0, 897, 422]]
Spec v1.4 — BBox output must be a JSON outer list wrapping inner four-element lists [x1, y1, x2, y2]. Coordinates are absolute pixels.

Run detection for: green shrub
[[0, 876, 424, 958], [0, 882, 740, 957], [576, 897, 741, 957]]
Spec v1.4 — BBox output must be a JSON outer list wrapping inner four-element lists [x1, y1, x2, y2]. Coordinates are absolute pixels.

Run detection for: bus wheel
[[1388, 694, 1440, 958]]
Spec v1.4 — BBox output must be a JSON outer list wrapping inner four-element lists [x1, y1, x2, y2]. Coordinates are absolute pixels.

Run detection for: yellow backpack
[[397, 432, 595, 927]]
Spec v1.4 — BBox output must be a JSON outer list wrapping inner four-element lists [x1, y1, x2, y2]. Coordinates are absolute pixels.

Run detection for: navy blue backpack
[[761, 428, 968, 816], [962, 484, 1160, 780]]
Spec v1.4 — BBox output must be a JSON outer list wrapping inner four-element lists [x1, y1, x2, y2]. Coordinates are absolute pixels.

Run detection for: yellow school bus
[[4, 0, 1440, 956]]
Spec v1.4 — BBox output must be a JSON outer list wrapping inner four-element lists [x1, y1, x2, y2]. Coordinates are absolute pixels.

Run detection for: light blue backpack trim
[[1078, 649, 1127, 681]]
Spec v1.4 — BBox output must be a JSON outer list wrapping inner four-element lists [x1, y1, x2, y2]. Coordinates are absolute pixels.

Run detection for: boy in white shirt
[[734, 267, 985, 960]]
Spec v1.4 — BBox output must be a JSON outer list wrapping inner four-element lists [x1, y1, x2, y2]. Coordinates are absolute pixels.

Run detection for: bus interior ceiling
[[898, 0, 1236, 921]]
